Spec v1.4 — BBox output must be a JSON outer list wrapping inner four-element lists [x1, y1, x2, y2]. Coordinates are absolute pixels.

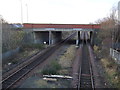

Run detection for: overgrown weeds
[[41, 60, 61, 75], [101, 58, 120, 88], [94, 43, 120, 88]]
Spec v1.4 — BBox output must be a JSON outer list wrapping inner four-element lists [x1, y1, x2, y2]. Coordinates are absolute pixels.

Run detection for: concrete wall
[[51, 31, 62, 44], [33, 31, 62, 45], [34, 31, 49, 44], [26, 28, 95, 45], [76, 31, 81, 45], [23, 29, 35, 44], [90, 31, 94, 45]]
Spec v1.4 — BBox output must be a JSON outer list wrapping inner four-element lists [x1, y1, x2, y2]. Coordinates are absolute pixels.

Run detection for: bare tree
[[2, 17, 25, 53], [95, 6, 119, 48]]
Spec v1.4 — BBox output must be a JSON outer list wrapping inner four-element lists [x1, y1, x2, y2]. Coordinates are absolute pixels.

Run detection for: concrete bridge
[[23, 23, 100, 45]]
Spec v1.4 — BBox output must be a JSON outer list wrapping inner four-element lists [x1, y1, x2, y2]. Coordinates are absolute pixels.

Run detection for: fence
[[110, 48, 120, 64]]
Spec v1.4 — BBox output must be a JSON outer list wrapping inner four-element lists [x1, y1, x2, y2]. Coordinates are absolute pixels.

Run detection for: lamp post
[[118, 1, 120, 22], [26, 4, 28, 23], [20, 0, 23, 24]]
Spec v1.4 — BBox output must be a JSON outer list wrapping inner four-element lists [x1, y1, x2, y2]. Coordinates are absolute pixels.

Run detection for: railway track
[[77, 32, 94, 89], [2, 33, 76, 89]]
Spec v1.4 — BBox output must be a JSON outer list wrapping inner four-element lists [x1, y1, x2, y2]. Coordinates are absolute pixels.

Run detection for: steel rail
[[77, 32, 95, 89], [87, 43, 95, 89]]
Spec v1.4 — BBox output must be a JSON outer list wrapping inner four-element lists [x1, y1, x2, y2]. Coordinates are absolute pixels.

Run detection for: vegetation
[[101, 57, 120, 88], [94, 45, 120, 88], [94, 6, 120, 88], [41, 45, 76, 75], [1, 17, 35, 53], [59, 46, 74, 68], [95, 7, 119, 48], [41, 60, 61, 75], [1, 17, 25, 53]]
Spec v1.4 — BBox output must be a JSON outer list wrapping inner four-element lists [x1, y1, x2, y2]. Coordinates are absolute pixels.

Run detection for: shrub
[[41, 60, 61, 75], [2, 30, 25, 53]]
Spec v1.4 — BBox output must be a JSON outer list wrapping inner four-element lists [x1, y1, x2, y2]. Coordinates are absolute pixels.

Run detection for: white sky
[[0, 0, 119, 24]]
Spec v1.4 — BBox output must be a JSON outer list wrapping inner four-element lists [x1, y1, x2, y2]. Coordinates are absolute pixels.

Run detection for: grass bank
[[3, 43, 46, 73], [94, 45, 120, 88]]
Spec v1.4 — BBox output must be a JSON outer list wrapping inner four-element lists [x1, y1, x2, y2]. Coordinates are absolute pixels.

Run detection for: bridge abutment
[[33, 31, 62, 45], [23, 24, 100, 45], [76, 31, 81, 46], [90, 31, 94, 45]]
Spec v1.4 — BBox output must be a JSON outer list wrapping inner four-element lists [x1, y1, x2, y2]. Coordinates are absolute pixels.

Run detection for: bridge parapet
[[23, 23, 100, 31], [31, 28, 94, 32]]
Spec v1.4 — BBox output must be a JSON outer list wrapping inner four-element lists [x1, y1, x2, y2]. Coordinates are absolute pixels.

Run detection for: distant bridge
[[23, 23, 100, 45], [23, 23, 100, 31]]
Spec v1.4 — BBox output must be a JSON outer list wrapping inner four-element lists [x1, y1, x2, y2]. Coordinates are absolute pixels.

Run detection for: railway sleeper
[[80, 79, 91, 82], [80, 84, 92, 88]]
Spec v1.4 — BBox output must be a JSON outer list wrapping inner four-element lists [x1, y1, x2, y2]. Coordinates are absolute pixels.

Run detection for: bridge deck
[[23, 23, 100, 30]]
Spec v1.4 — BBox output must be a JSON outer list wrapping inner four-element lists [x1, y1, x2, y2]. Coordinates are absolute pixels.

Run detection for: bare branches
[[95, 6, 119, 49], [2, 17, 25, 53]]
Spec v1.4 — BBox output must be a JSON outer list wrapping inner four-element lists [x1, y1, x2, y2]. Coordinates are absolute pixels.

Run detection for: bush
[[41, 60, 61, 75], [2, 30, 25, 53]]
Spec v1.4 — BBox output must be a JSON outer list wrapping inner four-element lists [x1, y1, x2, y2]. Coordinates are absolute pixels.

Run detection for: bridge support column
[[49, 31, 52, 45], [90, 31, 94, 45], [76, 31, 79, 46], [33, 32, 37, 43]]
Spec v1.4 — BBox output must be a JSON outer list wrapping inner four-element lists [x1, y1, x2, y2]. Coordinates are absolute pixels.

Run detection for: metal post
[[26, 4, 28, 23], [33, 32, 36, 43], [20, 0, 23, 24], [118, 1, 120, 22]]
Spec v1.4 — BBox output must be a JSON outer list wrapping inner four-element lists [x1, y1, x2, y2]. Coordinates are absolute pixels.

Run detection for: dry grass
[[35, 79, 48, 88], [35, 78, 59, 88], [59, 45, 76, 68], [33, 45, 76, 88], [93, 44, 120, 88], [101, 58, 120, 88], [93, 45, 99, 53], [59, 69, 69, 75]]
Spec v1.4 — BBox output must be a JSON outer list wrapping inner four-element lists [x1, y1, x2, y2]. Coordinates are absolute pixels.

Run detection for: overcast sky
[[0, 0, 119, 24]]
